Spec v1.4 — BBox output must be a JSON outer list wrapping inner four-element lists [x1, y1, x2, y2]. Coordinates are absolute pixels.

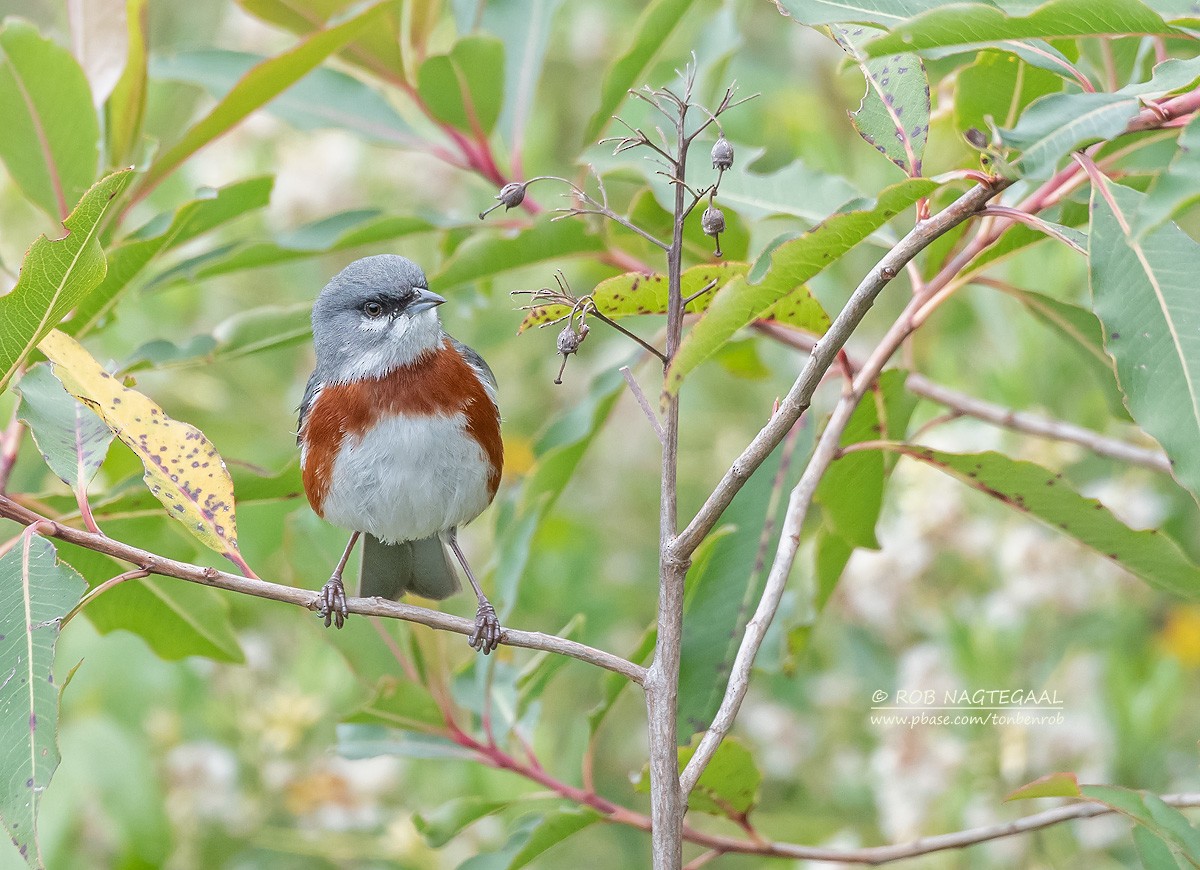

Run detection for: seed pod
[[701, 205, 726, 237], [554, 322, 589, 385], [711, 135, 734, 171], [497, 182, 526, 209], [479, 181, 528, 219]]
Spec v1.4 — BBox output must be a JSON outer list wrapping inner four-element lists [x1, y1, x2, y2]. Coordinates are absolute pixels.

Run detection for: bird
[[297, 254, 504, 654]]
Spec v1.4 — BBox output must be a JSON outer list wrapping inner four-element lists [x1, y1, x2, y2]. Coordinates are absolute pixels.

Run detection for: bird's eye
[[363, 300, 385, 318]]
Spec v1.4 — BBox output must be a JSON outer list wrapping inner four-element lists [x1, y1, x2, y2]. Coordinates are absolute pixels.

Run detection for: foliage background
[[1, 0, 1199, 867]]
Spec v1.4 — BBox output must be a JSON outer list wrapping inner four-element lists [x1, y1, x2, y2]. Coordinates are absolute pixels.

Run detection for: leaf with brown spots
[[871, 445, 1200, 600], [37, 330, 245, 565], [835, 25, 929, 176], [518, 262, 749, 332], [0, 534, 85, 868]]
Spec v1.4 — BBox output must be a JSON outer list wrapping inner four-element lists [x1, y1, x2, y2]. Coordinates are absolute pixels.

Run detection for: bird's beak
[[409, 287, 446, 315]]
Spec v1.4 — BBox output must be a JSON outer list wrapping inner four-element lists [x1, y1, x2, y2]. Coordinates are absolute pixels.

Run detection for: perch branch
[[0, 494, 645, 684]]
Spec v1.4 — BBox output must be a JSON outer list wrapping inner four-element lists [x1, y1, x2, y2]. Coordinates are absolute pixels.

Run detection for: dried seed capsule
[[554, 322, 589, 385], [557, 323, 588, 356], [701, 205, 726, 237], [711, 135, 734, 171], [497, 182, 527, 209], [479, 182, 528, 219]]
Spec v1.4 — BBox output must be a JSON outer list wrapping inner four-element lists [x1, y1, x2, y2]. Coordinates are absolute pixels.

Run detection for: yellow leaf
[[37, 329, 243, 562]]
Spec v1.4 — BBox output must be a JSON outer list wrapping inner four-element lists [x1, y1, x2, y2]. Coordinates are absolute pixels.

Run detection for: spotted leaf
[[37, 330, 244, 563], [0, 534, 86, 867], [836, 25, 929, 176], [518, 262, 748, 332]]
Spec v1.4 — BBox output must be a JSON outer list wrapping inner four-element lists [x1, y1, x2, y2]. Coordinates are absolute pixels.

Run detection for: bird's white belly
[[320, 412, 492, 542]]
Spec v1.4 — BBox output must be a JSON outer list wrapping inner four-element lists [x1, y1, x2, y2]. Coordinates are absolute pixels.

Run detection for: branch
[[456, 719, 1200, 865], [669, 179, 1010, 564], [0, 494, 645, 684], [621, 365, 665, 444], [679, 89, 1200, 795], [0, 412, 22, 493], [755, 322, 1171, 473]]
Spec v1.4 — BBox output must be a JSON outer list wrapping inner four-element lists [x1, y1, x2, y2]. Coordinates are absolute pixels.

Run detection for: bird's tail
[[360, 533, 461, 601]]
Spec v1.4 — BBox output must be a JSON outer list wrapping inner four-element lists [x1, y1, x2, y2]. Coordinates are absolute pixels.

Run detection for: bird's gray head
[[311, 255, 447, 383]]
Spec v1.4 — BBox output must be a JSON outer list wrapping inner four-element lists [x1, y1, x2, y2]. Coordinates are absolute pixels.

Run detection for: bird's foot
[[317, 574, 349, 629], [469, 599, 504, 655]]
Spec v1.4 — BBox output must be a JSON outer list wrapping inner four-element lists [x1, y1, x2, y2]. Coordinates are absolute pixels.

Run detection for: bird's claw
[[469, 600, 503, 655], [317, 575, 348, 629]]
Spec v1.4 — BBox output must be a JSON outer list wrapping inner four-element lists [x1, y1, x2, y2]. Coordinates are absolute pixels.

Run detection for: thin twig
[[679, 89, 1200, 797], [979, 206, 1086, 253], [755, 322, 1170, 473], [670, 180, 1010, 564], [0, 413, 22, 494], [0, 494, 646, 684], [620, 366, 665, 444], [589, 309, 668, 363], [61, 567, 150, 627]]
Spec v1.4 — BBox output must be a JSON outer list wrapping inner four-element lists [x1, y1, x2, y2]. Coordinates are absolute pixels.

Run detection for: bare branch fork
[[675, 88, 1200, 797]]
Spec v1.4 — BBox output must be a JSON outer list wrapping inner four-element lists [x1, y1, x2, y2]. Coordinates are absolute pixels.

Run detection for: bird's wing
[[449, 337, 498, 398], [296, 372, 322, 446]]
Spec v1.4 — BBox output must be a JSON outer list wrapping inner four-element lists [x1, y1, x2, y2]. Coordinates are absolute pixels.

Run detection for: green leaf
[[504, 809, 601, 870], [434, 219, 604, 291], [344, 679, 445, 734], [124, 302, 313, 371], [494, 369, 625, 610], [0, 534, 86, 867], [105, 0, 148, 169], [15, 363, 113, 488], [61, 543, 244, 663], [836, 25, 929, 176], [666, 178, 936, 394], [927, 39, 1087, 84], [775, 0, 950, 28], [816, 369, 917, 549], [68, 176, 274, 336], [638, 737, 761, 818], [1007, 771, 1082, 800], [515, 615, 583, 719], [1001, 56, 1200, 179], [875, 446, 1200, 600], [146, 209, 439, 290], [954, 51, 1063, 134], [1134, 824, 1184, 870], [0, 19, 100, 220], [862, 0, 1176, 58], [518, 262, 748, 331], [989, 283, 1128, 420], [587, 624, 655, 737], [683, 737, 761, 817], [136, 1, 389, 197], [237, 0, 405, 83], [1136, 114, 1200, 237], [416, 35, 505, 135], [482, 0, 565, 145], [0, 168, 132, 394], [150, 49, 417, 147], [713, 157, 863, 223], [678, 444, 795, 736], [413, 797, 512, 848], [1089, 175, 1200, 506], [1079, 787, 1200, 862], [1011, 775, 1200, 864], [583, 0, 698, 143]]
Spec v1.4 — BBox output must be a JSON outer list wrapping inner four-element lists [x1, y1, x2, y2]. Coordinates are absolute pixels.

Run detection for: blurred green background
[[1, 0, 1199, 867]]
